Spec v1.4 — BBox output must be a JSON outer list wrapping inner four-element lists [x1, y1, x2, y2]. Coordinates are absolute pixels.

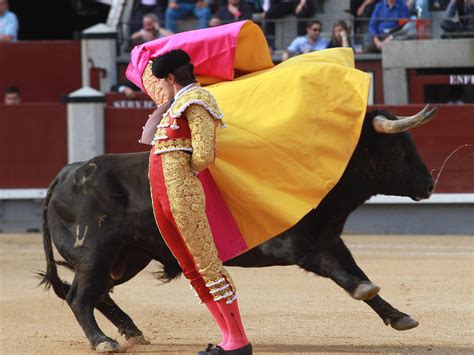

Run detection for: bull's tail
[[38, 177, 71, 300]]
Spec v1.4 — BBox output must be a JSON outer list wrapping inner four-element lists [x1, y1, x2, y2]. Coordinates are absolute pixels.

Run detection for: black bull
[[40, 107, 436, 352]]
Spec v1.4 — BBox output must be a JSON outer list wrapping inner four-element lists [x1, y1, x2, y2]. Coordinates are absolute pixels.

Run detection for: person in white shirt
[[0, 0, 19, 42], [281, 20, 328, 61]]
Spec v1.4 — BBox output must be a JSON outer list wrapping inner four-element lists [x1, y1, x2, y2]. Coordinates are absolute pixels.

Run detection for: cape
[[127, 21, 371, 261], [206, 49, 370, 254]]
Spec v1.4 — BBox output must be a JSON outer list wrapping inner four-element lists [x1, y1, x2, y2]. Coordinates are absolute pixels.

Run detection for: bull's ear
[[373, 104, 438, 134]]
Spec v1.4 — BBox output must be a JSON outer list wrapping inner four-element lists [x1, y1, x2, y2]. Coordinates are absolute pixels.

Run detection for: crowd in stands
[[3, 0, 473, 53], [126, 0, 474, 57], [2, 1, 472, 104]]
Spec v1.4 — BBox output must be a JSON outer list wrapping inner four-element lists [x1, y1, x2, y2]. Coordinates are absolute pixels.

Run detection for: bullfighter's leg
[[329, 237, 419, 330], [66, 267, 121, 352], [296, 251, 380, 301], [150, 152, 237, 301], [150, 152, 250, 350], [96, 295, 150, 345]]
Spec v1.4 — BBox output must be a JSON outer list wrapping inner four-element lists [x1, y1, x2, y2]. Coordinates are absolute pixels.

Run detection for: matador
[[146, 49, 252, 355]]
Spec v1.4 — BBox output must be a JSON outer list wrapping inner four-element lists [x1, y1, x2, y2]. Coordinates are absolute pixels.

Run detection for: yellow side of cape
[[206, 48, 371, 249]]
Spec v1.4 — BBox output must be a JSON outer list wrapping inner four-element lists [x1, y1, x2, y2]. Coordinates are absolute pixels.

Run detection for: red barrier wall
[[1, 102, 472, 192], [0, 41, 81, 102], [0, 104, 67, 188], [105, 107, 152, 154]]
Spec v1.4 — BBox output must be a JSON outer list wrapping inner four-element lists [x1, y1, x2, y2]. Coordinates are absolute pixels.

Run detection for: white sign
[[449, 75, 474, 85]]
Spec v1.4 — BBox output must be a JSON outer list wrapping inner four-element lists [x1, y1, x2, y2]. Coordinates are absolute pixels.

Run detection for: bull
[[40, 105, 437, 352]]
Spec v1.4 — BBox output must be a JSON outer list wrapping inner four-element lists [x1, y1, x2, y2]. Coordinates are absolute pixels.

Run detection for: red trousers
[[149, 151, 214, 303]]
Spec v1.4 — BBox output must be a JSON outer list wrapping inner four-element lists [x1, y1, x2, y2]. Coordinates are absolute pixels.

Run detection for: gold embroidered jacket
[[153, 85, 226, 172]]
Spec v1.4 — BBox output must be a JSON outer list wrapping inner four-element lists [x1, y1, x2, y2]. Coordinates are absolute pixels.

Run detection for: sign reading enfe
[[449, 75, 474, 85]]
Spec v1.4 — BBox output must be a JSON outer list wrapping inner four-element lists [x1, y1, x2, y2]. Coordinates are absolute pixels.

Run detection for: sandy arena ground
[[0, 233, 473, 354]]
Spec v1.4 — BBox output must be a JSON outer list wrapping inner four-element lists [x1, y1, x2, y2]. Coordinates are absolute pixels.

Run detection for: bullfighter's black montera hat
[[152, 49, 191, 79]]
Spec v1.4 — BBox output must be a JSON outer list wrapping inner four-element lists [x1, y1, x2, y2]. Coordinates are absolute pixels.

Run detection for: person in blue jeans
[[165, 0, 211, 32]]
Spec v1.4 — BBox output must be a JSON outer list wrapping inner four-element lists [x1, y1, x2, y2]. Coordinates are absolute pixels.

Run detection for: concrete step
[[320, 0, 349, 14]]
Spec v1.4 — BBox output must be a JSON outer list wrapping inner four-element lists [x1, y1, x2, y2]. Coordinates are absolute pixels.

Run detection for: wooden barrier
[[0, 41, 81, 102], [105, 106, 151, 154], [1, 102, 472, 192], [0, 104, 67, 188]]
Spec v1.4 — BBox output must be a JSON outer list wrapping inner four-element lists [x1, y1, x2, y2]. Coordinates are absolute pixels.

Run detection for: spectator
[[209, 16, 222, 26], [131, 0, 168, 33], [406, 0, 431, 18], [327, 20, 352, 48], [349, 0, 381, 18], [111, 81, 142, 99], [0, 0, 18, 42], [263, 0, 316, 50], [433, 0, 451, 9], [4, 86, 21, 105], [368, 0, 410, 52], [348, 1, 380, 42], [131, 13, 173, 45], [215, 0, 254, 23], [441, 0, 474, 32], [165, 0, 212, 33], [281, 20, 328, 61]]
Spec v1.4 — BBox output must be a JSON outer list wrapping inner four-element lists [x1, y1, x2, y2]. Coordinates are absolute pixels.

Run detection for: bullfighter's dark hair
[[152, 49, 196, 86]]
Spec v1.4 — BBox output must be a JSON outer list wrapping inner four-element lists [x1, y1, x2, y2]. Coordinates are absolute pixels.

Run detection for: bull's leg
[[96, 295, 150, 345], [329, 238, 419, 330], [66, 268, 121, 352], [297, 252, 379, 301]]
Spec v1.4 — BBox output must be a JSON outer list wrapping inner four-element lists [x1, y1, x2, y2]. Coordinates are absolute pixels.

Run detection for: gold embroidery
[[187, 105, 218, 173], [142, 62, 168, 105], [154, 138, 192, 153], [154, 115, 170, 141], [170, 86, 223, 119], [162, 151, 236, 302]]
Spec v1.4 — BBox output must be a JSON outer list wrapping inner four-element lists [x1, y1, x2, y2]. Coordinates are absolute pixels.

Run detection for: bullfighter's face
[[158, 76, 175, 100]]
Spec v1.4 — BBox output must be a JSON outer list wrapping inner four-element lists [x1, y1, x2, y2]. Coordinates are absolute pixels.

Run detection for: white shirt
[[0, 11, 19, 42], [141, 0, 157, 6]]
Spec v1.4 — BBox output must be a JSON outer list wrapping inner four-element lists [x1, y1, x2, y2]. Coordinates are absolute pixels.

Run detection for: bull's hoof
[[352, 282, 380, 300], [126, 335, 150, 345], [390, 316, 419, 331], [95, 339, 122, 353]]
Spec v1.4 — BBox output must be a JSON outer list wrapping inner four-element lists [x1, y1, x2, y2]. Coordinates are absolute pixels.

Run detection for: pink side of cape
[[126, 21, 248, 91], [198, 169, 248, 262]]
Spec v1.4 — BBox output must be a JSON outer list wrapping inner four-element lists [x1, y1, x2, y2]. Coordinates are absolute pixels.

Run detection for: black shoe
[[222, 343, 252, 355], [196, 343, 224, 355]]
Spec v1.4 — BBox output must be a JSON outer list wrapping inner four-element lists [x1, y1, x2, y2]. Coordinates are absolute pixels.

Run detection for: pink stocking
[[205, 301, 229, 347], [216, 299, 250, 351]]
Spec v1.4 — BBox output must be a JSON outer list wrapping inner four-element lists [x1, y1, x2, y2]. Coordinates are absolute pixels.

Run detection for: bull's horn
[[372, 104, 439, 134]]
